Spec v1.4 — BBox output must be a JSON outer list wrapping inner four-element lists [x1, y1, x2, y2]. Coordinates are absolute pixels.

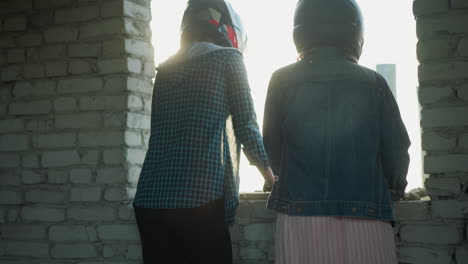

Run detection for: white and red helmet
[[181, 0, 247, 53]]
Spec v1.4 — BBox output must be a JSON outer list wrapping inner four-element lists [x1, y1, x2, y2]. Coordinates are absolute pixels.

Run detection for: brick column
[[0, 0, 153, 262], [394, 1, 468, 263]]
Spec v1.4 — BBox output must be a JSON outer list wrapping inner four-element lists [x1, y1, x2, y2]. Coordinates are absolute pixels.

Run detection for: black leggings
[[134, 199, 233, 264]]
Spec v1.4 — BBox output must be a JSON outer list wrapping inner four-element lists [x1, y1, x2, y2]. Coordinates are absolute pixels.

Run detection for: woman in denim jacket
[[263, 1, 410, 263]]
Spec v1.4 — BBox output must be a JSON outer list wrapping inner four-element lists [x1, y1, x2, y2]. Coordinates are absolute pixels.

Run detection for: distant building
[[376, 64, 397, 99]]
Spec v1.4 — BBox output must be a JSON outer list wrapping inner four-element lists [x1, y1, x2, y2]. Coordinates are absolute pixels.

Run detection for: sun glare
[[150, 0, 422, 192]]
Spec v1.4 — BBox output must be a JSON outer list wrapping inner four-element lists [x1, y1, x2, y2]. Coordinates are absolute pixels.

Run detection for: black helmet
[[293, 0, 364, 62], [180, 0, 247, 53]]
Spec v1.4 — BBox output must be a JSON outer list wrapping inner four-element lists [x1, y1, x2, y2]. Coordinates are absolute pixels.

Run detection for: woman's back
[[264, 47, 410, 221]]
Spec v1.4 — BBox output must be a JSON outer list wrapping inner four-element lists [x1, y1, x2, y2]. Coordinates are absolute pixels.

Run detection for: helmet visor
[[226, 2, 247, 53]]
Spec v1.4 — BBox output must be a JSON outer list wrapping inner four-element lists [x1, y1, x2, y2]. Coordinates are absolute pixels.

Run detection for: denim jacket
[[263, 47, 410, 221]]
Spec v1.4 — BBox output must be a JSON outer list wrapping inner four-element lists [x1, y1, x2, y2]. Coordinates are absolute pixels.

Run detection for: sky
[[150, 0, 422, 192]]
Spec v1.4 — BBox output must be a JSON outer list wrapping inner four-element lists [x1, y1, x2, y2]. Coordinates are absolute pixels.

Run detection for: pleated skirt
[[275, 213, 398, 264]]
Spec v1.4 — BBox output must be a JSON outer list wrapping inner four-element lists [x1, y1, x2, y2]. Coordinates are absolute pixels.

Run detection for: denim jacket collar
[[302, 47, 348, 62]]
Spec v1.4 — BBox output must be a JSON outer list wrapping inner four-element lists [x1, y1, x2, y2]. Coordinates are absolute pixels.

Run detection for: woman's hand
[[258, 167, 276, 192]]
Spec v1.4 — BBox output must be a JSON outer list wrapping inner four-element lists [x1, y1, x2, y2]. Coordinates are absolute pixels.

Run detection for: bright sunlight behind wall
[[150, 0, 422, 192]]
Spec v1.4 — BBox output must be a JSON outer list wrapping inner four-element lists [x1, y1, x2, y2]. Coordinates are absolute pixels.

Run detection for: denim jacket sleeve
[[377, 74, 411, 201], [263, 72, 284, 175], [225, 51, 270, 169]]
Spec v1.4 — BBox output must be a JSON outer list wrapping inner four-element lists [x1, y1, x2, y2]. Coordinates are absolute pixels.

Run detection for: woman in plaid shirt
[[133, 1, 275, 263]]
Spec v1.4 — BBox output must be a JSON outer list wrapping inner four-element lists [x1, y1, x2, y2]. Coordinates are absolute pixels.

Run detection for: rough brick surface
[[98, 225, 140, 241], [42, 150, 81, 168], [21, 206, 65, 222], [400, 224, 464, 244], [432, 200, 468, 219], [394, 201, 431, 221], [425, 154, 468, 173], [49, 225, 95, 241], [52, 244, 98, 259], [421, 107, 468, 128], [25, 189, 67, 204], [425, 176, 461, 196], [2, 224, 47, 240], [67, 207, 116, 222], [398, 246, 453, 264]]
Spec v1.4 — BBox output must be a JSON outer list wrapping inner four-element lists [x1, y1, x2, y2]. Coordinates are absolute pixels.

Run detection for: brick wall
[[1, 0, 468, 264], [0, 0, 153, 263]]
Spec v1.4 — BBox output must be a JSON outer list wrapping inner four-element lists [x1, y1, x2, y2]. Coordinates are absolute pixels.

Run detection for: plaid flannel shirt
[[133, 47, 269, 225]]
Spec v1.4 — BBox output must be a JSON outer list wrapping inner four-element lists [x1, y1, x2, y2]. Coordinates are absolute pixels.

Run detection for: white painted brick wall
[[394, 201, 431, 221], [0, 154, 20, 168], [456, 244, 468, 264], [97, 58, 142, 74], [49, 225, 96, 241], [33, 133, 76, 149], [0, 191, 23, 205], [17, 33, 42, 47], [432, 200, 468, 219], [23, 63, 45, 79], [7, 48, 26, 63], [1, 224, 47, 240], [398, 246, 453, 264], [425, 176, 461, 196], [55, 6, 100, 24], [80, 18, 125, 39], [55, 113, 102, 129], [104, 187, 127, 201], [126, 148, 146, 165], [70, 187, 102, 202], [127, 112, 150, 129], [103, 149, 126, 165], [2, 242, 49, 258], [118, 204, 135, 221], [69, 60, 92, 75], [422, 131, 456, 151], [21, 206, 65, 222], [21, 154, 39, 168], [79, 96, 128, 111], [44, 26, 78, 43], [417, 15, 468, 40], [40, 45, 67, 60], [4, 16, 27, 31], [13, 80, 56, 97], [1, 65, 21, 81], [81, 150, 100, 165], [47, 170, 68, 184], [67, 207, 116, 222], [419, 85, 456, 105], [96, 167, 126, 184], [9, 100, 52, 115], [98, 224, 139, 241], [35, 0, 72, 10], [25, 189, 67, 204], [1, 172, 21, 186], [51, 244, 98, 259], [0, 134, 29, 151], [0, 119, 24, 133], [70, 168, 93, 184], [425, 154, 468, 173], [57, 77, 103, 94], [400, 224, 464, 244], [53, 97, 78, 112], [45, 61, 67, 77], [69, 43, 101, 58], [21, 170, 45, 184], [78, 131, 125, 147], [42, 150, 81, 168]]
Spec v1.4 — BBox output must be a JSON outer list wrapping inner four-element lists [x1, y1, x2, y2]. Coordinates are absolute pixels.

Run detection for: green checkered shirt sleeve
[[226, 52, 270, 169]]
